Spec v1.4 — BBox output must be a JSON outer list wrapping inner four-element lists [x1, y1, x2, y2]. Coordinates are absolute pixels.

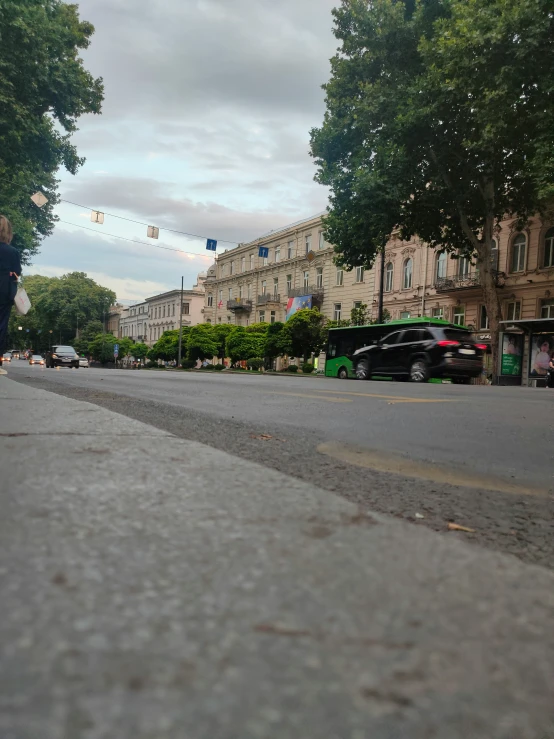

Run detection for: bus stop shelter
[[497, 318, 554, 387]]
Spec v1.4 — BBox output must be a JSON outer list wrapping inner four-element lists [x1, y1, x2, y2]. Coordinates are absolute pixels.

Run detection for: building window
[[218, 316, 222, 323], [163, 305, 166, 318], [458, 255, 470, 277], [490, 238, 499, 270], [355, 265, 364, 283], [305, 235, 311, 255], [400, 311, 411, 319], [207, 293, 213, 307], [261, 280, 267, 295], [286, 274, 292, 291], [250, 254, 254, 270], [453, 305, 465, 325], [316, 267, 323, 288], [319, 232, 325, 250], [219, 290, 223, 303], [403, 258, 413, 289], [333, 303, 342, 321], [303, 270, 309, 289], [511, 233, 526, 272], [336, 268, 343, 286], [270, 311, 276, 324], [287, 240, 294, 259], [241, 257, 246, 272], [259, 311, 265, 322], [247, 283, 252, 299], [432, 307, 443, 319], [353, 301, 362, 310], [263, 250, 269, 266], [273, 278, 278, 295], [227, 315, 232, 323], [239, 285, 244, 299], [385, 262, 393, 292], [206, 318, 211, 323], [182, 303, 189, 315], [436, 251, 447, 281], [275, 247, 281, 263], [228, 288, 233, 301], [506, 301, 521, 321], [479, 305, 489, 329], [230, 261, 235, 275], [541, 299, 554, 319], [543, 228, 554, 268]]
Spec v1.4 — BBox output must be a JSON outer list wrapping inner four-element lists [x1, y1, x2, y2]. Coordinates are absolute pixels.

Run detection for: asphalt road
[[7, 362, 554, 569]]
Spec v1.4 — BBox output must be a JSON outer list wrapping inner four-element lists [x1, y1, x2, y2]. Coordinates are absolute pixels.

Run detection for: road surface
[[7, 362, 554, 569]]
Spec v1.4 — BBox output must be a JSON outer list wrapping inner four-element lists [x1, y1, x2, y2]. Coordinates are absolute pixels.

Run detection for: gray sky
[[33, 0, 338, 302]]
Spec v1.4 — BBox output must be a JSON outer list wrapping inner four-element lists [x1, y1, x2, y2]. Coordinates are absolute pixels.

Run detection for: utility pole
[[377, 244, 386, 324], [177, 276, 184, 368]]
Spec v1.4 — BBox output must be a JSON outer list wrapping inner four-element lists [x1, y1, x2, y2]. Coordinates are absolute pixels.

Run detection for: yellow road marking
[[268, 391, 352, 403], [317, 442, 548, 497]]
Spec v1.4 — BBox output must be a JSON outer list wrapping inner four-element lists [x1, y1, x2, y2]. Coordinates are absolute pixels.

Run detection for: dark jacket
[[0, 241, 22, 304]]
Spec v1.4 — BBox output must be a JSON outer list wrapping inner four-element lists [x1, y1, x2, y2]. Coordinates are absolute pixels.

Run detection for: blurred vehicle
[[2, 352, 12, 362], [353, 325, 486, 383], [79, 357, 89, 368], [10, 350, 20, 360], [29, 355, 45, 366], [44, 345, 80, 369]]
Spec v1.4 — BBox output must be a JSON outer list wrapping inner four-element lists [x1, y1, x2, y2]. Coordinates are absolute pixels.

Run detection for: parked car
[[44, 345, 80, 369], [353, 326, 486, 383], [79, 357, 89, 368], [29, 355, 45, 366], [2, 352, 12, 362]]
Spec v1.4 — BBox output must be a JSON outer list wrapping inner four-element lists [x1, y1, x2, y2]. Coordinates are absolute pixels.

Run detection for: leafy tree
[[187, 324, 218, 362], [245, 322, 269, 334], [88, 333, 116, 364], [265, 321, 290, 361], [73, 319, 104, 354], [226, 327, 266, 363], [132, 343, 149, 362], [350, 303, 369, 327], [148, 329, 183, 362], [211, 323, 234, 361], [0, 0, 104, 263], [282, 309, 326, 361], [310, 0, 554, 377]]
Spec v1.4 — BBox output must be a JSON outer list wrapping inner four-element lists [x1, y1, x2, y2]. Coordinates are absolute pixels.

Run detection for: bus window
[[328, 340, 337, 358]]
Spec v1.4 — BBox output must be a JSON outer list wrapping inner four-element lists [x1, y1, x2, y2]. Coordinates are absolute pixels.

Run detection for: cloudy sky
[[32, 0, 338, 302]]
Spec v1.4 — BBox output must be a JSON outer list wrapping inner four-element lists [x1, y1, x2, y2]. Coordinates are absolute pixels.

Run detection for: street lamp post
[[177, 276, 184, 368], [377, 243, 386, 325]]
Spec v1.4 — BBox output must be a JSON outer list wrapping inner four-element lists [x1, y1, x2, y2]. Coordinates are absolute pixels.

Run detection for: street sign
[[258, 246, 269, 258], [206, 239, 217, 251], [147, 225, 159, 239], [114, 343, 119, 358], [91, 210, 105, 224], [30, 191, 48, 208]]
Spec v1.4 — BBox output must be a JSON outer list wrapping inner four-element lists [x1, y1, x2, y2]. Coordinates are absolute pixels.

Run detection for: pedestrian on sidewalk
[[0, 216, 21, 367]]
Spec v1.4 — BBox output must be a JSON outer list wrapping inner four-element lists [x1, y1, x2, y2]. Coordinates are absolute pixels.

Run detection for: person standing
[[0, 216, 21, 367]]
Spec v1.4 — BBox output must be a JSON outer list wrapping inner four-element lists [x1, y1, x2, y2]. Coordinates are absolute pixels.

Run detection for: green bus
[[324, 318, 467, 379]]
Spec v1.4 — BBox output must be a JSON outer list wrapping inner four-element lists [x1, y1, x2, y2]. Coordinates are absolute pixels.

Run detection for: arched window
[[511, 233, 526, 272], [458, 254, 471, 277], [384, 262, 393, 292], [436, 252, 447, 281], [403, 258, 413, 289], [544, 227, 554, 268]]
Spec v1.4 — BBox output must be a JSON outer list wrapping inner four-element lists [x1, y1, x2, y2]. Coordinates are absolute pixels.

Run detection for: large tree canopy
[[0, 0, 103, 262], [311, 0, 554, 372]]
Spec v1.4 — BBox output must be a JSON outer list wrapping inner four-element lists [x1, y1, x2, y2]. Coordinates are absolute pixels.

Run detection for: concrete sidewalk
[[1, 377, 554, 739]]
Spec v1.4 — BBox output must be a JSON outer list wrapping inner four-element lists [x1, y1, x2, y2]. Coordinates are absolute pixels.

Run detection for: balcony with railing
[[227, 299, 253, 312], [257, 293, 281, 305], [287, 285, 324, 304], [435, 270, 504, 293]]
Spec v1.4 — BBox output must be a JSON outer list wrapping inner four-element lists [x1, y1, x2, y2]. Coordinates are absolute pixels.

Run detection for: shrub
[[302, 362, 315, 374], [180, 359, 195, 369], [247, 357, 264, 371], [287, 364, 299, 373], [213, 363, 225, 371], [199, 363, 213, 370]]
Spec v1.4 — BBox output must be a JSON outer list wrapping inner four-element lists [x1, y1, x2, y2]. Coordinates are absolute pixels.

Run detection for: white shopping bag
[[14, 286, 31, 315]]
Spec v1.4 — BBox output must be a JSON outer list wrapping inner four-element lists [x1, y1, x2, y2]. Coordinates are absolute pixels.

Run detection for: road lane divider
[[317, 442, 548, 497]]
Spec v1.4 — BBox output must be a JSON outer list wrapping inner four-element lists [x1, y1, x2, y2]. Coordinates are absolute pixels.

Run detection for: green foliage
[[212, 363, 225, 371], [88, 333, 116, 364], [350, 303, 370, 327], [187, 324, 218, 361], [148, 329, 183, 362], [73, 319, 104, 354], [282, 309, 326, 361], [310, 0, 554, 369], [180, 359, 196, 369], [225, 327, 265, 363], [286, 365, 299, 373], [0, 0, 104, 263], [132, 343, 149, 360], [247, 357, 264, 371], [301, 362, 315, 374], [8, 272, 115, 349], [265, 321, 290, 359], [211, 323, 234, 359], [245, 322, 269, 334]]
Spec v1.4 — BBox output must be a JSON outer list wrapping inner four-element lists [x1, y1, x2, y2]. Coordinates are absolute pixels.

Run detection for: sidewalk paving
[[1, 376, 554, 739]]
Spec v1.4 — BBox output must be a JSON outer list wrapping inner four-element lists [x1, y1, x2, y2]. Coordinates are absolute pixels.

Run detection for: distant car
[[353, 326, 486, 384], [2, 352, 12, 362], [29, 355, 45, 366], [10, 350, 20, 360], [44, 345, 80, 369], [79, 357, 89, 368]]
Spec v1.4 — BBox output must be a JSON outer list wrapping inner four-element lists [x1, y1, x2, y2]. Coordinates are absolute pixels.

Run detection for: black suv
[[45, 345, 80, 369], [353, 326, 486, 383]]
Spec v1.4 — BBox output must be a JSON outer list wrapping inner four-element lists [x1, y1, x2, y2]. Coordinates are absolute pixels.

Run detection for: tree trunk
[[476, 242, 502, 384]]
